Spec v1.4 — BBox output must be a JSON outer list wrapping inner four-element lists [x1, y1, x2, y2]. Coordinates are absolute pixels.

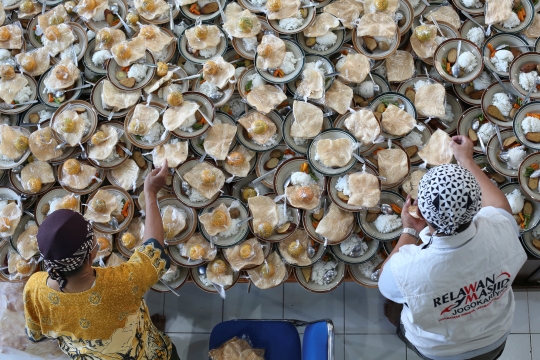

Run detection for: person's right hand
[[451, 135, 474, 167], [144, 159, 168, 196]]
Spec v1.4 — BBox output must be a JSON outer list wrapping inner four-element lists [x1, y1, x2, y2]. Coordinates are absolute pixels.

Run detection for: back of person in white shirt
[[378, 135, 527, 360]]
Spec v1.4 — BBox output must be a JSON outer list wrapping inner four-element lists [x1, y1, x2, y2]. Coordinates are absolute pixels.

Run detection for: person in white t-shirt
[[378, 135, 527, 360]]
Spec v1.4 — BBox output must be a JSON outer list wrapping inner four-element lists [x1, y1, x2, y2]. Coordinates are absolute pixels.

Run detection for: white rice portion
[[490, 50, 513, 73], [183, 61, 200, 76], [13, 86, 33, 103], [400, 131, 425, 149], [127, 64, 148, 83], [38, 110, 52, 122], [358, 252, 384, 278], [242, 37, 259, 53], [155, 46, 170, 62], [507, 146, 527, 170], [228, 97, 245, 118], [461, 0, 482, 8], [180, 114, 197, 132], [457, 51, 477, 73], [218, 218, 241, 237], [408, 0, 420, 7], [25, 220, 37, 230], [47, 197, 63, 215], [103, 147, 120, 162], [293, 137, 308, 146], [312, 259, 337, 285], [438, 103, 454, 123], [466, 27, 485, 48], [414, 80, 428, 91], [59, 44, 81, 61], [356, 81, 375, 98], [291, 171, 316, 186], [473, 71, 492, 90], [492, 92, 512, 117], [0, 200, 8, 212], [519, 71, 538, 93], [0, 49, 12, 64], [254, 132, 279, 147], [276, 203, 293, 227], [246, 73, 266, 89], [478, 122, 496, 143], [200, 81, 222, 99], [373, 214, 402, 233], [502, 12, 520, 29], [87, 30, 95, 41], [335, 174, 351, 196], [250, 0, 267, 6], [313, 32, 338, 51], [506, 188, 525, 214], [142, 122, 165, 143], [340, 233, 367, 256], [280, 52, 298, 75], [161, 265, 180, 283], [200, 46, 218, 59], [279, 11, 304, 31], [522, 116, 540, 133], [188, 188, 209, 202], [92, 50, 113, 67], [374, 36, 395, 46], [174, 22, 189, 38], [81, 111, 92, 135], [435, 36, 448, 45]]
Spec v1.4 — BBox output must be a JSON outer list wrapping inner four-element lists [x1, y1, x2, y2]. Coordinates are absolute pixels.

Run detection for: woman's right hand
[[144, 159, 168, 196], [451, 135, 474, 167]]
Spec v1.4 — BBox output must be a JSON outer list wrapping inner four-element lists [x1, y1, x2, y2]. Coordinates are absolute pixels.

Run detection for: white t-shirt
[[379, 207, 527, 359]]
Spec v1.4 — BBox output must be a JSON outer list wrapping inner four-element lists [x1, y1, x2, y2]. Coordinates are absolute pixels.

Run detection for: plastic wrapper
[[278, 228, 312, 266], [88, 124, 119, 161], [410, 25, 438, 59], [247, 252, 287, 290], [386, 51, 415, 83], [304, 13, 340, 37], [285, 183, 321, 211], [356, 13, 397, 38], [29, 127, 62, 162], [415, 83, 446, 118], [15, 47, 50, 77], [41, 23, 76, 56], [224, 144, 256, 178], [6, 250, 37, 281], [119, 217, 145, 250], [0, 282, 69, 359], [248, 196, 279, 238], [46, 193, 81, 215], [315, 203, 354, 243], [363, 0, 398, 15], [137, 188, 168, 213], [161, 264, 181, 283], [296, 63, 326, 101], [184, 162, 225, 200], [425, 5, 461, 29], [105, 252, 127, 267], [61, 160, 99, 190], [0, 4, 5, 26], [144, 70, 175, 94], [224, 237, 265, 271], [377, 146, 408, 186], [127, 104, 160, 137], [203, 123, 237, 161], [255, 35, 286, 70], [162, 205, 187, 241], [290, 100, 324, 139], [16, 221, 39, 260], [134, 0, 169, 20], [136, 24, 173, 54], [336, 53, 370, 84], [266, 0, 300, 20], [206, 258, 234, 287], [0, 201, 22, 238], [203, 57, 236, 90], [76, 0, 108, 21], [223, 3, 262, 38], [110, 37, 145, 67], [37, 4, 68, 33], [102, 79, 142, 110], [44, 58, 79, 90], [94, 231, 113, 266], [524, 13, 540, 38], [20, 161, 55, 192], [323, 0, 362, 29], [348, 169, 381, 208], [238, 111, 277, 145], [52, 109, 85, 147], [381, 104, 417, 136], [152, 140, 189, 168], [0, 125, 28, 161], [402, 169, 427, 199], [84, 189, 120, 224], [0, 73, 28, 105], [17, 0, 42, 18], [184, 24, 222, 51], [344, 109, 381, 146], [324, 80, 353, 115], [247, 85, 287, 114], [179, 233, 218, 261], [94, 27, 126, 51], [209, 336, 265, 360], [163, 100, 200, 131], [418, 129, 453, 166], [0, 23, 23, 50], [199, 203, 232, 236], [315, 138, 354, 168]]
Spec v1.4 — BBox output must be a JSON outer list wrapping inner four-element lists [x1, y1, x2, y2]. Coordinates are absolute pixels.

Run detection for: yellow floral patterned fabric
[[23, 239, 173, 360]]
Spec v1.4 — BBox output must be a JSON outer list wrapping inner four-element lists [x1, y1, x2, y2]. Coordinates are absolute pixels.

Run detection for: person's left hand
[[401, 195, 426, 233]]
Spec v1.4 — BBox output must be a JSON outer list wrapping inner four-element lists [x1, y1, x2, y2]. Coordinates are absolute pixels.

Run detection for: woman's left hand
[[401, 195, 426, 233]]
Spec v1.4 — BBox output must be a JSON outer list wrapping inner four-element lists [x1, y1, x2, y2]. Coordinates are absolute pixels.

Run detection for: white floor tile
[[144, 290, 164, 316], [283, 283, 345, 334], [406, 348, 424, 360], [344, 334, 406, 360], [498, 334, 531, 360], [167, 333, 210, 360], [529, 291, 540, 333], [531, 334, 540, 360], [512, 291, 530, 334], [344, 283, 397, 334], [163, 283, 223, 333], [335, 335, 345, 360], [223, 283, 283, 321]]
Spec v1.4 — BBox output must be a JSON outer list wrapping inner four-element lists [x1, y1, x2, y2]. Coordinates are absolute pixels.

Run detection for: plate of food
[[361, 141, 411, 190], [482, 33, 529, 77], [491, 0, 534, 34], [167, 91, 215, 140], [35, 187, 81, 225], [348, 250, 387, 288], [514, 101, 540, 150], [0, 72, 37, 115], [452, 71, 493, 106], [266, 1, 316, 35], [57, 158, 104, 195], [231, 15, 272, 61], [134, 0, 179, 25], [151, 264, 190, 293], [330, 231, 380, 265], [84, 185, 134, 234], [397, 126, 433, 164], [179, 23, 228, 65], [294, 251, 345, 292], [294, 14, 345, 56], [282, 106, 333, 155], [332, 108, 380, 156], [254, 36, 305, 84], [189, 111, 237, 158], [50, 100, 98, 148], [255, 145, 297, 189], [521, 225, 540, 258], [10, 213, 39, 263], [472, 153, 508, 186], [247, 193, 301, 242], [223, 237, 273, 271], [0, 241, 38, 282], [133, 25, 177, 63], [287, 54, 335, 96], [116, 217, 146, 257], [9, 160, 57, 196], [509, 52, 540, 100], [460, 15, 487, 49], [85, 121, 134, 169], [368, 92, 417, 139], [501, 183, 540, 233], [480, 79, 522, 129], [307, 129, 358, 177], [191, 257, 241, 293], [173, 159, 223, 209], [107, 50, 156, 92], [90, 78, 141, 119], [518, 153, 540, 202], [168, 232, 216, 268], [358, 190, 404, 241], [48, 22, 88, 65], [246, 251, 291, 290], [237, 65, 287, 101], [433, 39, 484, 85], [457, 106, 495, 154], [106, 156, 152, 192], [231, 173, 271, 203], [179, 0, 226, 21], [124, 103, 170, 150], [486, 128, 530, 178], [303, 201, 355, 244], [38, 61, 83, 109], [277, 227, 326, 267], [236, 109, 283, 152], [0, 125, 32, 170], [352, 14, 401, 61]]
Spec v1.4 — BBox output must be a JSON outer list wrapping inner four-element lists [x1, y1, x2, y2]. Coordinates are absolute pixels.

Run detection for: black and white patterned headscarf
[[417, 164, 482, 236]]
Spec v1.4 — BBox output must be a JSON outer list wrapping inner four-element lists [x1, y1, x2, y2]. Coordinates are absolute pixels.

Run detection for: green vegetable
[[245, 80, 253, 93], [192, 123, 204, 130], [524, 214, 531, 228], [197, 139, 204, 148], [309, 172, 319, 182], [525, 167, 535, 177], [478, 114, 485, 122]]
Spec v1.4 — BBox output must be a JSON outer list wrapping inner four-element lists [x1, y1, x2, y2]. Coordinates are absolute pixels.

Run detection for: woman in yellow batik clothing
[[23, 160, 181, 360]]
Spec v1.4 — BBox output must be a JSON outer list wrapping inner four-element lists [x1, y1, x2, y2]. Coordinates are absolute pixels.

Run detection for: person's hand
[[401, 195, 426, 233], [451, 135, 474, 167], [144, 159, 168, 196]]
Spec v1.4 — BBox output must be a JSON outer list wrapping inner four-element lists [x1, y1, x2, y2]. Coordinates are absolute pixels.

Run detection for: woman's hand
[[144, 159, 168, 196], [401, 195, 426, 233], [451, 135, 474, 167]]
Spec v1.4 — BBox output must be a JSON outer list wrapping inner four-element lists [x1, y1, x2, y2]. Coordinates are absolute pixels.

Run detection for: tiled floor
[[145, 285, 539, 359]]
